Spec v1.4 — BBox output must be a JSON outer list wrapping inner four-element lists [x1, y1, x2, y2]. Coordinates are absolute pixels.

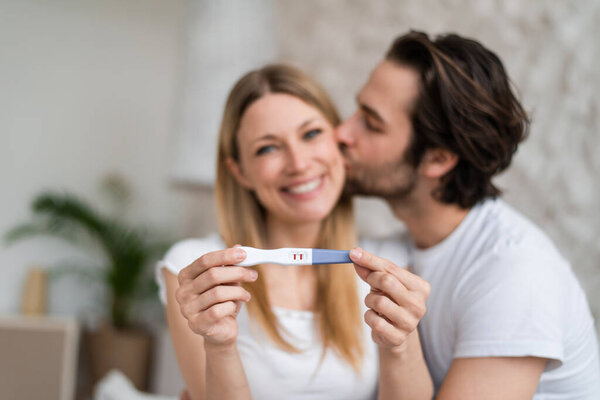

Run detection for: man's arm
[[436, 357, 547, 400]]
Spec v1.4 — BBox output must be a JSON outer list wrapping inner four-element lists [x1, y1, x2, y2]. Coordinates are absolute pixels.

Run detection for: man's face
[[336, 61, 421, 199]]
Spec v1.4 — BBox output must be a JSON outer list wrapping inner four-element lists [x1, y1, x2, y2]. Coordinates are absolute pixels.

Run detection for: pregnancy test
[[235, 246, 351, 266]]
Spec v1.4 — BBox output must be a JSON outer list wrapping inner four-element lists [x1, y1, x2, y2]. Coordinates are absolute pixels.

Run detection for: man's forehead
[[358, 61, 420, 114]]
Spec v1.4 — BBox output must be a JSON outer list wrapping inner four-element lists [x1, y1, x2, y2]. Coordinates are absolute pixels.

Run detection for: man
[[338, 31, 600, 399]]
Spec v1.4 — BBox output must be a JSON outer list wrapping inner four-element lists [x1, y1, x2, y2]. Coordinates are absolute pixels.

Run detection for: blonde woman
[[157, 65, 432, 400]]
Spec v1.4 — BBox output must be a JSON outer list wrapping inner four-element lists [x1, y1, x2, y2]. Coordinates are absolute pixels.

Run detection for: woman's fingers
[[365, 272, 426, 318], [173, 247, 256, 344], [187, 301, 239, 337], [179, 286, 251, 318], [364, 292, 420, 333], [351, 248, 431, 350], [199, 285, 251, 312], [361, 272, 427, 348], [203, 300, 242, 324], [178, 247, 247, 285], [366, 271, 406, 303], [364, 309, 408, 348], [191, 266, 258, 294], [350, 247, 430, 296], [176, 266, 257, 307]]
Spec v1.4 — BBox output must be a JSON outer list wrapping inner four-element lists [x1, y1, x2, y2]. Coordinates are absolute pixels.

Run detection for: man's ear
[[226, 157, 253, 189], [420, 148, 458, 178]]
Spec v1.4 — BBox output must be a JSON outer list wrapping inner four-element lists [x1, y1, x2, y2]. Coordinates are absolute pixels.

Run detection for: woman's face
[[230, 93, 345, 225]]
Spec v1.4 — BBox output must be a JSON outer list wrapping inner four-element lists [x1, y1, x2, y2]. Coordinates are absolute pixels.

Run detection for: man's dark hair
[[386, 31, 529, 208]]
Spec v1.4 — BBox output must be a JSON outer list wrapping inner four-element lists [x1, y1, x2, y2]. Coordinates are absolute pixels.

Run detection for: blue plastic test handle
[[311, 249, 352, 264]]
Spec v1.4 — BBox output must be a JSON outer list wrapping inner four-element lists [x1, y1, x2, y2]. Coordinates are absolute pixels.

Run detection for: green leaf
[[4, 190, 174, 329]]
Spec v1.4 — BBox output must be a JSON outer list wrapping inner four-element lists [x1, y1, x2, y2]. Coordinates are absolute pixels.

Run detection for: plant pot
[[85, 323, 153, 391]]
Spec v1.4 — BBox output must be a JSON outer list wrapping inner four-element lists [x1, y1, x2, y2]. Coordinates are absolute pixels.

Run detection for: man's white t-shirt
[[156, 235, 382, 400], [394, 198, 599, 398]]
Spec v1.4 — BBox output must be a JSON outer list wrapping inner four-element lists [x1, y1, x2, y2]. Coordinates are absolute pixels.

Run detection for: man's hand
[[350, 247, 430, 352]]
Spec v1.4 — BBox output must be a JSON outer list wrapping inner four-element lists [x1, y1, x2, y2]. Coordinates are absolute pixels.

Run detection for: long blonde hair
[[215, 64, 363, 371]]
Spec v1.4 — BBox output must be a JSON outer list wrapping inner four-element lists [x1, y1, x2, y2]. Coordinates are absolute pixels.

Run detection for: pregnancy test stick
[[235, 246, 351, 266]]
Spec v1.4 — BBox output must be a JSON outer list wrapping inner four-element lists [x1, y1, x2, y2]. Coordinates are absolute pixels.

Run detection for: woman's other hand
[[176, 247, 258, 347], [350, 247, 430, 352]]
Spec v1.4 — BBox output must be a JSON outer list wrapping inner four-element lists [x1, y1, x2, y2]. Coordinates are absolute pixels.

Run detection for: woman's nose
[[285, 145, 310, 174]]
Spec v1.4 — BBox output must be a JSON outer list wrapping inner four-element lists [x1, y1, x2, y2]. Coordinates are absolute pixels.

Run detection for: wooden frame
[[0, 316, 79, 400]]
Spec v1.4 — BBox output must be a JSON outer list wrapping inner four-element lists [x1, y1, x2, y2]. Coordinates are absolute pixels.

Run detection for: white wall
[[0, 0, 218, 319]]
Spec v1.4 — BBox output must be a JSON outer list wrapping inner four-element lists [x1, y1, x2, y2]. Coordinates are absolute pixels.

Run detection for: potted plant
[[4, 177, 171, 391]]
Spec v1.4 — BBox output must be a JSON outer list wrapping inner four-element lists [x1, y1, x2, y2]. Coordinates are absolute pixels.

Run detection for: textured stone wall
[[274, 0, 600, 324]]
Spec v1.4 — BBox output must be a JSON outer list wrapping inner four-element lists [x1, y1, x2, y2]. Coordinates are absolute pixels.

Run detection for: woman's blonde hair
[[215, 64, 363, 371]]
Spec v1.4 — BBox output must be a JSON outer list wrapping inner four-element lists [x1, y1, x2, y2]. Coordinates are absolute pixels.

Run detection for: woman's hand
[[176, 247, 258, 348], [350, 247, 430, 353]]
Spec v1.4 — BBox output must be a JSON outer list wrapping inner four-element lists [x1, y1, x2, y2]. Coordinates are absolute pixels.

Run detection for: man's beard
[[343, 157, 418, 200]]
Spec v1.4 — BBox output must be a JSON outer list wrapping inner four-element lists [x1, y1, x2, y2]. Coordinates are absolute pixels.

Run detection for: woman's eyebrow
[[251, 133, 279, 144], [296, 118, 317, 130]]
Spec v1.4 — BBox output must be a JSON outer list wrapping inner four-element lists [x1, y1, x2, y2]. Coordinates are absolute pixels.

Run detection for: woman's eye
[[303, 128, 322, 140], [256, 145, 276, 156]]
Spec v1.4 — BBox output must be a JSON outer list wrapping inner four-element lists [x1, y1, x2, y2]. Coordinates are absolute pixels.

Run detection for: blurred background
[[1, 0, 598, 398]]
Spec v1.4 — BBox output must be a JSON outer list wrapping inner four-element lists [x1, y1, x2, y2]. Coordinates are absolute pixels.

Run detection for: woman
[[157, 64, 432, 400]]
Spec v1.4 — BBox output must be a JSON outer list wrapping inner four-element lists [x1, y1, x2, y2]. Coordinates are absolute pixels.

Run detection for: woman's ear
[[226, 157, 253, 189], [420, 148, 458, 178]]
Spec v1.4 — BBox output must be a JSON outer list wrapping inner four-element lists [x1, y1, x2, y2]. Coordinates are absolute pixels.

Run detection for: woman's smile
[[281, 175, 324, 197]]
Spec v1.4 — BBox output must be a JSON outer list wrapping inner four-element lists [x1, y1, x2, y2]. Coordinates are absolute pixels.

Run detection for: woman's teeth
[[287, 177, 322, 194]]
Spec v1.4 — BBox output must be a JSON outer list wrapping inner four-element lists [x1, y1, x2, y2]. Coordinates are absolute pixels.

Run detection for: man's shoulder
[[470, 198, 564, 261], [450, 198, 571, 285]]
